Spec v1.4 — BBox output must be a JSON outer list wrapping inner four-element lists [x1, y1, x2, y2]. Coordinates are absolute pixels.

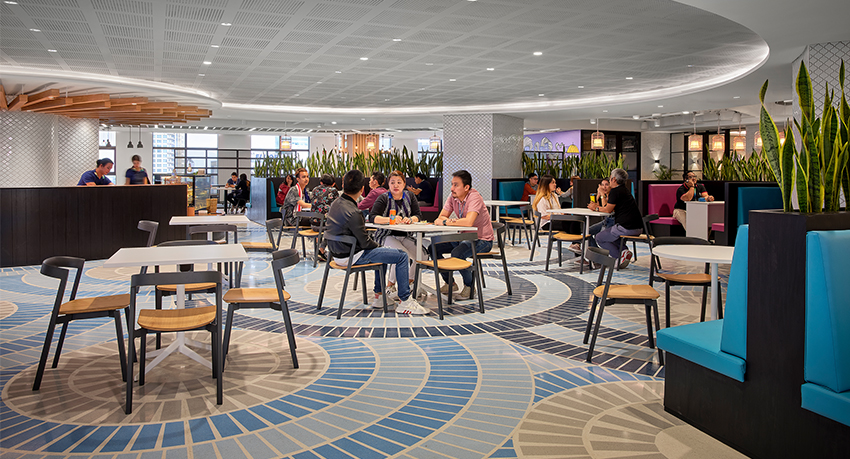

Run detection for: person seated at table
[[406, 172, 434, 205], [124, 155, 150, 185], [562, 175, 580, 203], [310, 174, 340, 261], [673, 171, 714, 227], [225, 171, 238, 202], [326, 169, 429, 315], [521, 172, 539, 202], [533, 175, 568, 231], [283, 167, 312, 226], [227, 173, 251, 213], [276, 174, 294, 206], [77, 158, 114, 186], [568, 178, 614, 256], [358, 171, 387, 211], [587, 168, 642, 268], [433, 170, 494, 300], [370, 170, 422, 297]]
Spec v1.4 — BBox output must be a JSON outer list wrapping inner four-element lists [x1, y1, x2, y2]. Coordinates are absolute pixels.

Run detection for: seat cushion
[[657, 272, 711, 284], [652, 217, 682, 226], [593, 284, 660, 300], [329, 260, 382, 270], [646, 184, 680, 217], [657, 320, 746, 382], [415, 258, 472, 271], [60, 294, 130, 314], [224, 288, 290, 303], [138, 305, 217, 332], [801, 383, 850, 427], [298, 230, 320, 237], [720, 225, 749, 360], [711, 223, 725, 232], [241, 241, 273, 250]]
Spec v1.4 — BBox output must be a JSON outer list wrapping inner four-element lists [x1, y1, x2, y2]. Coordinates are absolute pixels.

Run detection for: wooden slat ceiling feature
[[0, 85, 211, 125]]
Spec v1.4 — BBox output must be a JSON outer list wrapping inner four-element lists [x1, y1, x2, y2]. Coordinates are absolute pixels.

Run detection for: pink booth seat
[[712, 223, 725, 232], [418, 180, 442, 213], [647, 184, 682, 226]]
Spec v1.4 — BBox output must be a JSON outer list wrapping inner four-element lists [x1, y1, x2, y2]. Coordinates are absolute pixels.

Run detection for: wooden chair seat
[[656, 272, 711, 284], [329, 260, 382, 270], [138, 305, 217, 332], [502, 217, 531, 224], [621, 233, 653, 241], [59, 293, 130, 315], [224, 288, 290, 303], [593, 284, 660, 300], [156, 282, 217, 292], [477, 250, 501, 258], [553, 232, 585, 242], [240, 241, 273, 250], [416, 258, 472, 271], [298, 229, 319, 237]]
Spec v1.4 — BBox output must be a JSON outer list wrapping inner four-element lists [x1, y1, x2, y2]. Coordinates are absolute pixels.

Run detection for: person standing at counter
[[124, 155, 150, 185], [77, 158, 114, 186]]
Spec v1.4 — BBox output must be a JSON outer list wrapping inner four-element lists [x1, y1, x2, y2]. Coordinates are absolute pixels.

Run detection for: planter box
[[663, 210, 850, 458]]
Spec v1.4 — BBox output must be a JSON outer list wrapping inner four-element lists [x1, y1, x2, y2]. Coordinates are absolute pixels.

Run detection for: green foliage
[[254, 146, 443, 180], [521, 150, 627, 179], [653, 164, 673, 180], [760, 59, 849, 212], [703, 149, 778, 182]]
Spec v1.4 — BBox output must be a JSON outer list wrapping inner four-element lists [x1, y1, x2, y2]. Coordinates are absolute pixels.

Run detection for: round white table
[[483, 200, 528, 222], [546, 208, 611, 274], [651, 245, 734, 320]]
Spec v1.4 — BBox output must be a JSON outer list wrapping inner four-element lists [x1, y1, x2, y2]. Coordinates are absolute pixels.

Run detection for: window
[[291, 136, 309, 151], [417, 139, 430, 152], [153, 133, 185, 175], [251, 135, 278, 151], [98, 145, 117, 184], [99, 131, 116, 148], [380, 136, 392, 151]]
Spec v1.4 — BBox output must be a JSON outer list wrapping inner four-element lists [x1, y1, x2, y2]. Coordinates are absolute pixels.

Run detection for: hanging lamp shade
[[778, 131, 786, 146], [591, 131, 604, 150], [710, 133, 725, 152], [136, 126, 143, 148], [732, 135, 746, 152], [429, 133, 441, 151], [280, 134, 292, 150], [566, 144, 580, 154], [688, 134, 702, 152], [366, 133, 377, 152], [754, 131, 763, 151]]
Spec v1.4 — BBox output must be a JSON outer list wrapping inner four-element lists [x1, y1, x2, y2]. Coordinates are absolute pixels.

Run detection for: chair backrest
[[294, 211, 326, 233], [41, 256, 86, 310], [646, 184, 680, 217], [584, 246, 616, 295], [720, 225, 750, 361], [491, 221, 506, 249], [138, 220, 159, 247], [641, 213, 659, 237], [737, 187, 783, 226], [804, 228, 850, 393], [188, 224, 238, 243], [547, 214, 585, 234], [428, 231, 480, 265], [271, 249, 300, 301], [518, 204, 534, 223], [265, 218, 282, 250], [323, 233, 358, 260]]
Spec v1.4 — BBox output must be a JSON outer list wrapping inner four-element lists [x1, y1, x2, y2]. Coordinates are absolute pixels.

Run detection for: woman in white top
[[533, 175, 567, 231]]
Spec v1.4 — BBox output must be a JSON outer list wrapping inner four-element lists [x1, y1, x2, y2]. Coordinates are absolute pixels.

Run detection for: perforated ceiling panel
[[1, 0, 766, 111]]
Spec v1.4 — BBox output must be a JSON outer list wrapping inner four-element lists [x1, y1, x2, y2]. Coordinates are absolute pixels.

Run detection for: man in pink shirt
[[433, 170, 494, 300], [357, 171, 388, 211]]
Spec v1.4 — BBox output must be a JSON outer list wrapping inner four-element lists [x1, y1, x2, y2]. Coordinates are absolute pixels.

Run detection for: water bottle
[[390, 209, 397, 224]]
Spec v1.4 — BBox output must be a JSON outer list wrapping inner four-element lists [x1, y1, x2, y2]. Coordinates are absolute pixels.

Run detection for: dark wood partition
[[0, 185, 187, 267]]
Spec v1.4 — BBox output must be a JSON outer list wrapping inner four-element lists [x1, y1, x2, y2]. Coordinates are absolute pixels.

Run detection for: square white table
[[170, 215, 250, 238], [651, 244, 734, 320], [104, 244, 248, 374], [685, 201, 725, 240], [546, 207, 611, 273], [483, 200, 529, 222]]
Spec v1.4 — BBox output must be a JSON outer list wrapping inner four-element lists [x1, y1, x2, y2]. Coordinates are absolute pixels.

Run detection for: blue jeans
[[588, 216, 615, 239], [594, 224, 642, 258], [433, 239, 493, 287], [356, 248, 411, 300]]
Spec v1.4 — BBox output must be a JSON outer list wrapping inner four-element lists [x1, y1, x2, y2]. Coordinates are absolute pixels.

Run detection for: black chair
[[241, 218, 282, 252], [188, 224, 241, 283], [617, 213, 659, 269], [138, 220, 158, 247], [502, 204, 536, 249], [650, 236, 720, 327], [413, 232, 484, 320], [126, 270, 224, 414], [290, 211, 326, 268], [583, 247, 664, 365], [33, 256, 130, 391], [475, 222, 512, 295], [223, 249, 299, 369], [317, 234, 388, 319], [541, 214, 591, 273]]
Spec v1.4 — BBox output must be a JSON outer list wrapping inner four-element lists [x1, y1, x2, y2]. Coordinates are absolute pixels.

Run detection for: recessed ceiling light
[[361, 118, 366, 120], [733, 96, 741, 99], [210, 44, 219, 48], [360, 57, 368, 61], [198, 73, 205, 76], [533, 51, 542, 56], [658, 105, 664, 108], [202, 61, 211, 65], [294, 94, 299, 97], [602, 110, 608, 112], [486, 67, 494, 71], [4, 1, 18, 4], [29, 28, 40, 32], [335, 70, 342, 73], [331, 121, 337, 125], [384, 98, 390, 101], [632, 115, 640, 119], [392, 38, 401, 42], [682, 111, 690, 114], [316, 81, 322, 84], [688, 64, 694, 68], [538, 94, 544, 96], [221, 22, 231, 26], [47, 49, 57, 52], [625, 77, 633, 80], [425, 63, 433, 66], [449, 79, 456, 82], [577, 85, 584, 89]]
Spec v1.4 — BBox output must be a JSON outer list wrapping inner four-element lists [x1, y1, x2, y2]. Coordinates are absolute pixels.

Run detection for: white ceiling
[[1, 0, 848, 132]]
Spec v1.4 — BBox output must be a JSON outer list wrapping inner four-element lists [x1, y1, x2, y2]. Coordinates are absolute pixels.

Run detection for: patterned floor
[[0, 222, 746, 458]]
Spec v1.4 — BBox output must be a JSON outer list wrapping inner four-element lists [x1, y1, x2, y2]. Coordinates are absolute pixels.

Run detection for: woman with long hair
[[533, 175, 567, 231], [276, 174, 294, 206]]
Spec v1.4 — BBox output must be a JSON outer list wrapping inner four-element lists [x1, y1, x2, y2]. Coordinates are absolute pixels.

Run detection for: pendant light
[[127, 126, 134, 149], [366, 133, 377, 153], [732, 112, 746, 154], [590, 119, 604, 150], [710, 112, 725, 153], [688, 114, 702, 152], [280, 121, 291, 150], [136, 125, 143, 148], [429, 131, 441, 151]]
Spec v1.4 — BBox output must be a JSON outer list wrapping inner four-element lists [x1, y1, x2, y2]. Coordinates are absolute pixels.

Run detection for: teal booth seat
[[803, 230, 850, 427], [269, 181, 281, 214], [737, 187, 783, 226], [497, 181, 527, 217], [657, 225, 749, 382]]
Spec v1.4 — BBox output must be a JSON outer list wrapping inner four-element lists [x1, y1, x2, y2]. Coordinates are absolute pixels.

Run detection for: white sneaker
[[396, 298, 430, 315], [385, 284, 401, 302], [619, 250, 633, 268], [370, 294, 394, 309]]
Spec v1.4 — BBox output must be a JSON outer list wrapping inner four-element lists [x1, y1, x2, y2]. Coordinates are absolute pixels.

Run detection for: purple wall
[[523, 130, 581, 152]]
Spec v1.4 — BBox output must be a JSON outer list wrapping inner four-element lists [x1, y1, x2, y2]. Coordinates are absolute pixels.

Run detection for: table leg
[[579, 216, 591, 274], [492, 205, 500, 223], [710, 262, 719, 320]]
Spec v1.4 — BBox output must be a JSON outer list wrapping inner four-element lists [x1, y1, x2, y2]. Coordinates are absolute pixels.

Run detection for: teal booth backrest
[[498, 181, 527, 216], [720, 224, 749, 360], [737, 187, 783, 226], [805, 230, 850, 393]]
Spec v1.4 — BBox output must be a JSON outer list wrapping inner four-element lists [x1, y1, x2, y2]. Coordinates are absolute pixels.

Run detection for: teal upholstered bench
[[803, 230, 850, 427], [736, 187, 783, 226], [269, 181, 281, 214], [498, 181, 527, 217], [657, 225, 749, 382]]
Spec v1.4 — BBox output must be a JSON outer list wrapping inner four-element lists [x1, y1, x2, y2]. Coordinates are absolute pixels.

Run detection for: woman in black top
[[368, 170, 422, 295], [125, 155, 150, 185], [587, 168, 643, 267], [227, 173, 250, 212]]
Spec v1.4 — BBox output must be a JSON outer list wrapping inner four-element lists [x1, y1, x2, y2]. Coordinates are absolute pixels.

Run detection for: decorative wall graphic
[[524, 130, 581, 152]]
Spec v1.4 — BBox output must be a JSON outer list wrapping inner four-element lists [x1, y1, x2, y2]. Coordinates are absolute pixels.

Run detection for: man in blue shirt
[[77, 158, 114, 186]]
